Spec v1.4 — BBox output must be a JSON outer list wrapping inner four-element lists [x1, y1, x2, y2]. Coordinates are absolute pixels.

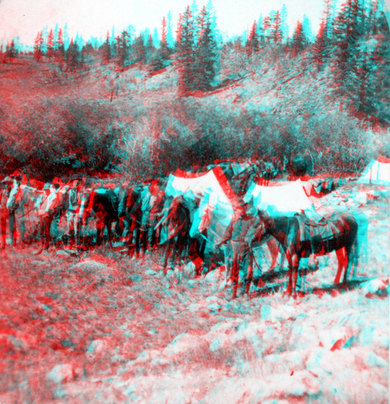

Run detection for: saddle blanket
[[296, 209, 343, 242]]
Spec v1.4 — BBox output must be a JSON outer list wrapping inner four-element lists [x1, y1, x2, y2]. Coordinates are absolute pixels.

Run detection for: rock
[[48, 362, 85, 383], [360, 278, 389, 295], [205, 265, 226, 284], [182, 261, 196, 279], [87, 337, 116, 356]]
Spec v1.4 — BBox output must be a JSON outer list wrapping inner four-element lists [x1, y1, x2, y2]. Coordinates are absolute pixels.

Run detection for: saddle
[[296, 210, 341, 242]]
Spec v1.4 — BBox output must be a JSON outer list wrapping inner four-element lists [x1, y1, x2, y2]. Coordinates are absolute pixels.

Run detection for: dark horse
[[255, 209, 359, 297], [77, 189, 119, 248]]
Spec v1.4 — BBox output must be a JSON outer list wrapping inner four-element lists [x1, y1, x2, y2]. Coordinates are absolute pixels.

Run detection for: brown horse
[[76, 188, 119, 248], [255, 209, 359, 297]]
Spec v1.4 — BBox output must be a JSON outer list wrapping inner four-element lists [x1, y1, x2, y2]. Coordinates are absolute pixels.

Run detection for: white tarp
[[165, 168, 240, 244], [358, 157, 390, 184], [244, 179, 313, 216]]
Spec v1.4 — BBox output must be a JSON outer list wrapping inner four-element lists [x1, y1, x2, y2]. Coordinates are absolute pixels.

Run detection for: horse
[[76, 188, 119, 248], [255, 209, 359, 298]]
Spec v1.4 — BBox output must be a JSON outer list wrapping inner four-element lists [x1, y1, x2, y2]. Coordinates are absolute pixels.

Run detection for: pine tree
[[246, 21, 260, 54], [47, 29, 54, 60], [102, 32, 111, 65], [334, 0, 364, 98], [302, 15, 314, 43], [41, 25, 48, 55], [166, 11, 175, 50], [153, 28, 160, 49], [56, 28, 65, 68], [6, 39, 17, 58], [193, 5, 217, 90], [150, 16, 171, 74], [34, 31, 43, 62], [263, 16, 272, 43], [132, 34, 146, 64], [280, 5, 289, 43], [271, 11, 283, 44], [292, 21, 306, 54], [63, 23, 70, 51], [53, 24, 59, 53], [176, 6, 195, 95], [116, 30, 131, 68], [313, 19, 327, 68]]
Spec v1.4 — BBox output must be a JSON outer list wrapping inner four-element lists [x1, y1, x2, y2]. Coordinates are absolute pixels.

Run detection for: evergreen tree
[[334, 0, 364, 98], [191, 0, 199, 45], [271, 10, 283, 44], [133, 34, 146, 63], [280, 4, 289, 43], [176, 6, 195, 95], [116, 30, 131, 68], [313, 19, 327, 68], [53, 24, 59, 52], [41, 25, 48, 55], [166, 11, 175, 50], [56, 28, 65, 67], [145, 33, 156, 63], [47, 29, 54, 60], [246, 21, 260, 54], [153, 28, 160, 48], [150, 16, 171, 74], [292, 21, 307, 54], [6, 39, 17, 58], [102, 32, 111, 65], [63, 23, 70, 51], [193, 4, 217, 90], [302, 14, 314, 43], [263, 16, 272, 43], [34, 31, 43, 62], [257, 14, 265, 44]]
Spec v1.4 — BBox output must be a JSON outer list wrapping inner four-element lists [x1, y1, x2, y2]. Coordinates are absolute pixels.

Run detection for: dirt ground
[[0, 184, 389, 404]]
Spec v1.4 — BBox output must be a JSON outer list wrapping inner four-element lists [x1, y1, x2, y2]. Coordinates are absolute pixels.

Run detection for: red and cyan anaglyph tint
[[0, 0, 389, 402]]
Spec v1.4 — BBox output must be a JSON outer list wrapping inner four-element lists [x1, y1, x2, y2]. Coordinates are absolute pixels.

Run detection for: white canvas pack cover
[[165, 167, 240, 242], [358, 156, 390, 184], [244, 179, 313, 216]]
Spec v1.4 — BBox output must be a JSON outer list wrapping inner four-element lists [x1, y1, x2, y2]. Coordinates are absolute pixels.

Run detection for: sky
[[0, 0, 389, 47]]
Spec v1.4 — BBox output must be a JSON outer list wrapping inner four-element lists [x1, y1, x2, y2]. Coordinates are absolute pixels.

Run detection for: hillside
[[1, 30, 389, 181]]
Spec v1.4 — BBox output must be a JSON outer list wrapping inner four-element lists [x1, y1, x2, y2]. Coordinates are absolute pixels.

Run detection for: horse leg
[[107, 219, 113, 249], [245, 250, 253, 295], [267, 239, 279, 271], [334, 247, 346, 284], [342, 243, 354, 284], [231, 253, 241, 300], [291, 254, 300, 298]]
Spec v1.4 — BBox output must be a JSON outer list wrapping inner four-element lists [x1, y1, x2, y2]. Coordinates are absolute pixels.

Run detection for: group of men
[[0, 172, 198, 271]]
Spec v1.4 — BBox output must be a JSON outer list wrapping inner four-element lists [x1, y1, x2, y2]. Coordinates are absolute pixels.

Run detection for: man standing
[[0, 177, 13, 249], [36, 183, 60, 254], [67, 178, 80, 247], [216, 198, 260, 299]]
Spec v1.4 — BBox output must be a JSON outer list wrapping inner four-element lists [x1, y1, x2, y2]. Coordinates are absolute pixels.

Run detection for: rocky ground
[[0, 183, 389, 403]]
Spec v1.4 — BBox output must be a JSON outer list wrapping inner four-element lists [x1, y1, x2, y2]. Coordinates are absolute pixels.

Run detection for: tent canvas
[[244, 179, 313, 216], [358, 156, 390, 184], [165, 167, 240, 244]]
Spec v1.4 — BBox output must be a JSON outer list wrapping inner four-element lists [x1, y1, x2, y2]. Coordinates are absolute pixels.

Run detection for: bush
[[0, 97, 123, 179]]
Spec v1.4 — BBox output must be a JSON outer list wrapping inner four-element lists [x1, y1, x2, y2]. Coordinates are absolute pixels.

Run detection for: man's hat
[[1, 176, 12, 183], [43, 183, 52, 190]]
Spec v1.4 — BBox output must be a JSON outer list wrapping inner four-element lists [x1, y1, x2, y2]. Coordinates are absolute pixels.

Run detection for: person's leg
[[20, 205, 26, 243], [9, 211, 16, 246], [51, 211, 60, 247], [0, 214, 7, 248]]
